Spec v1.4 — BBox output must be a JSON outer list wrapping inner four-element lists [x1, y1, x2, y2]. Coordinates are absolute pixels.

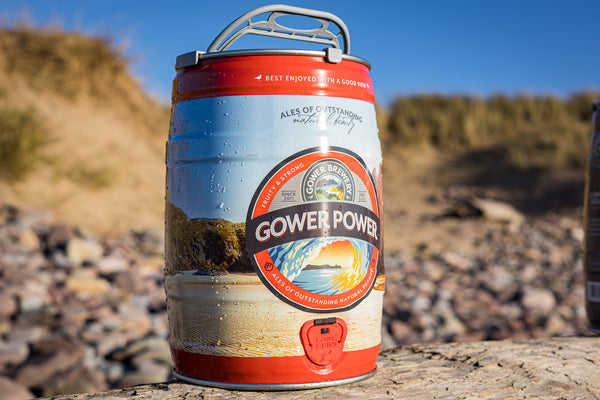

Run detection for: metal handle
[[207, 4, 351, 54]]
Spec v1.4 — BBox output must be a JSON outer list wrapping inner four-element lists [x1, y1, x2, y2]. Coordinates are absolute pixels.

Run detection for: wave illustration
[[268, 237, 373, 295]]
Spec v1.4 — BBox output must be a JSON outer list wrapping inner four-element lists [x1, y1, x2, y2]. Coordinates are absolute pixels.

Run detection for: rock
[[472, 198, 525, 226], [96, 333, 128, 357], [150, 314, 169, 338], [14, 337, 88, 389], [6, 325, 49, 345], [389, 320, 414, 343], [521, 287, 557, 316], [479, 266, 515, 295], [102, 361, 125, 383], [67, 238, 104, 266], [0, 292, 17, 319], [0, 341, 30, 371], [18, 291, 46, 314], [440, 251, 474, 272], [0, 201, 593, 398], [411, 296, 431, 311], [96, 256, 129, 274], [66, 270, 111, 298], [545, 312, 566, 336], [29, 337, 600, 400], [436, 310, 467, 338], [0, 376, 33, 400], [42, 366, 107, 397], [110, 269, 146, 294], [112, 337, 171, 366], [58, 304, 93, 337], [16, 209, 54, 230], [422, 260, 445, 280], [380, 327, 397, 351], [18, 228, 40, 251], [45, 224, 75, 250], [117, 303, 153, 341], [117, 360, 171, 388], [0, 204, 19, 225], [570, 226, 584, 242], [132, 227, 164, 256]]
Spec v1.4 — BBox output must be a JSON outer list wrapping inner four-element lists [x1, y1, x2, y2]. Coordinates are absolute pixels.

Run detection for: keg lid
[[175, 4, 370, 70]]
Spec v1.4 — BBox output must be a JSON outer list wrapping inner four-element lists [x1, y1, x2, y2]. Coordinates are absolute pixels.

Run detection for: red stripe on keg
[[172, 55, 375, 104], [171, 345, 379, 385]]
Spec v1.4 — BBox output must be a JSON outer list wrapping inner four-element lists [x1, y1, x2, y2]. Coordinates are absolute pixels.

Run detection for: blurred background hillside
[[0, 1, 599, 398], [0, 26, 168, 234], [0, 25, 597, 232]]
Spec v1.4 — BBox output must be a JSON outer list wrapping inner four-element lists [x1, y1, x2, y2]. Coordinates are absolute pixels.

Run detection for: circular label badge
[[246, 147, 380, 313]]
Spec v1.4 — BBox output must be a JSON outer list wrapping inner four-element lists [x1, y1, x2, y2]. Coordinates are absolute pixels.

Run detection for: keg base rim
[[172, 367, 376, 391]]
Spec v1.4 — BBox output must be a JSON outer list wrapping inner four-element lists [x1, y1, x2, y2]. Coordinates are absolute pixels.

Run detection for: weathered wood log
[[43, 337, 600, 400]]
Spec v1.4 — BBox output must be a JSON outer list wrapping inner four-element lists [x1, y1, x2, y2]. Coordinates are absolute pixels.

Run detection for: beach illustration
[[268, 237, 373, 295]]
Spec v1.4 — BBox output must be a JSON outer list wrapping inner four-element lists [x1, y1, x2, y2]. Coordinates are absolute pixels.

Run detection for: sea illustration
[[268, 237, 373, 295]]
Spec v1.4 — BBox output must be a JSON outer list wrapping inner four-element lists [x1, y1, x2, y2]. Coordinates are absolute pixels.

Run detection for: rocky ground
[[381, 190, 592, 347], [0, 193, 596, 399]]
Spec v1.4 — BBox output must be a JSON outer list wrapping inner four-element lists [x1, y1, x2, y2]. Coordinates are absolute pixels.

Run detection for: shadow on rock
[[437, 146, 585, 215]]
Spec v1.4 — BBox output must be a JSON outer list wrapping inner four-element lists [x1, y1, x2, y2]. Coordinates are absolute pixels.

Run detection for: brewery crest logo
[[246, 147, 380, 312], [301, 159, 355, 202]]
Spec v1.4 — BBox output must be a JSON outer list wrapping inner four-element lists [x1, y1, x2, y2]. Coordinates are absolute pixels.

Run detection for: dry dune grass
[[0, 26, 169, 234], [383, 93, 598, 171], [0, 25, 596, 237]]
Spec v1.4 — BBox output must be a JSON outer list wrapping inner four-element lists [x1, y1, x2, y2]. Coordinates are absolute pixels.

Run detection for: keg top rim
[[175, 49, 371, 71]]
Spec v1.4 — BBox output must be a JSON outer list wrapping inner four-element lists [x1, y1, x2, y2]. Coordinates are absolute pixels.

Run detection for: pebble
[[472, 198, 525, 226], [66, 237, 104, 266], [0, 342, 30, 371], [66, 270, 111, 298], [96, 255, 129, 274], [0, 205, 170, 397], [117, 360, 171, 388], [521, 286, 557, 316], [0, 201, 593, 398], [0, 375, 33, 400], [382, 202, 590, 347], [0, 292, 17, 319], [17, 228, 40, 251]]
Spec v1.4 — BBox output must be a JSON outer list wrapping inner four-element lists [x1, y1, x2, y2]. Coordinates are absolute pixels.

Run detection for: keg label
[[246, 147, 380, 312]]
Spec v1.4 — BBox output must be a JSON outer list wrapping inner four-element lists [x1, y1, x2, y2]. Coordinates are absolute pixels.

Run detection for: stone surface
[[472, 198, 525, 225], [0, 202, 595, 397], [38, 337, 600, 400], [14, 338, 88, 389], [66, 238, 104, 266], [0, 376, 33, 400]]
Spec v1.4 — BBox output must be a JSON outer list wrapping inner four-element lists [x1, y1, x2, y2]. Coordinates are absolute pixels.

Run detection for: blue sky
[[1, 0, 598, 105]]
